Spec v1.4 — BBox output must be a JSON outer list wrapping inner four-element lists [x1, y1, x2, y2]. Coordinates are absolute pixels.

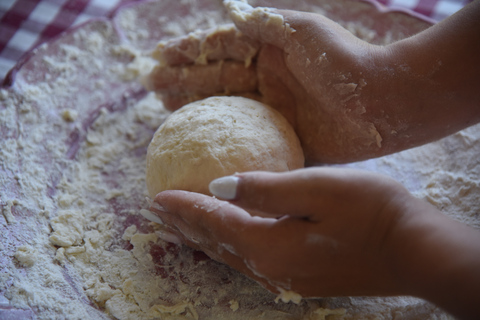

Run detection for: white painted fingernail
[[209, 176, 239, 200], [151, 201, 166, 212], [156, 230, 183, 245], [140, 209, 164, 224]]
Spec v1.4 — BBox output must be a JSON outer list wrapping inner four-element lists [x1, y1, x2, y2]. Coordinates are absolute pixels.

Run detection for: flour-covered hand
[[150, 167, 480, 319], [150, 168, 417, 297], [147, 1, 480, 164], [146, 6, 387, 164]]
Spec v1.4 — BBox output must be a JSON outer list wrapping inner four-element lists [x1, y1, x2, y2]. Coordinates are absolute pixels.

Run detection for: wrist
[[385, 196, 480, 318], [368, 9, 480, 154]]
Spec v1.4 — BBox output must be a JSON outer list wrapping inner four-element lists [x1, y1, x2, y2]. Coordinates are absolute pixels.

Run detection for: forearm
[[388, 198, 480, 319], [367, 0, 480, 154]]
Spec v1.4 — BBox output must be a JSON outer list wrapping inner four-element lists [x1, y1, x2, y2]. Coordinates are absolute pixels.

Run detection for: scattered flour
[[0, 0, 471, 319]]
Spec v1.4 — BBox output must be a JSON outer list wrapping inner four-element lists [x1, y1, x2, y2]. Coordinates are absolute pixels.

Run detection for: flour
[[0, 0, 471, 319]]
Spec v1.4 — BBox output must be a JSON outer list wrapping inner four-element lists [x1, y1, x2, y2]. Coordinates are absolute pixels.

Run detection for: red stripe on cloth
[[0, 46, 26, 61], [0, 25, 17, 52], [0, 0, 41, 52], [36, 0, 91, 45], [414, 0, 440, 17]]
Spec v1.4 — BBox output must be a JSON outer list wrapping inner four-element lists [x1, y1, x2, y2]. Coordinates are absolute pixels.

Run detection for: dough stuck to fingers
[[144, 24, 261, 110], [146, 96, 304, 197], [152, 24, 260, 67], [147, 60, 258, 95], [224, 0, 294, 48]]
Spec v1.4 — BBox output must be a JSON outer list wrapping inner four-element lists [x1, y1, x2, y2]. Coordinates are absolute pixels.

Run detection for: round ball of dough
[[146, 96, 304, 197]]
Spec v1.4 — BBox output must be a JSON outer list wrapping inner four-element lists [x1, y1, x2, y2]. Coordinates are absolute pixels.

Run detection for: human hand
[[148, 167, 480, 318], [146, 3, 392, 164], [147, 1, 480, 164], [149, 168, 417, 298]]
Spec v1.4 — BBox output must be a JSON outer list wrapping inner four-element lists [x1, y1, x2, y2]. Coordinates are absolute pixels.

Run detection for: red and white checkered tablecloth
[[0, 0, 471, 83], [376, 0, 472, 20], [0, 0, 136, 83]]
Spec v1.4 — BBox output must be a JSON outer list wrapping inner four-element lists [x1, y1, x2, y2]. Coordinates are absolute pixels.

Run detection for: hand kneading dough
[[146, 96, 304, 197]]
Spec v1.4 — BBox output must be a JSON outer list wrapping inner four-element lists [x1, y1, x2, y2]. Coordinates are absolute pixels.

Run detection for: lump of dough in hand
[[146, 96, 304, 197]]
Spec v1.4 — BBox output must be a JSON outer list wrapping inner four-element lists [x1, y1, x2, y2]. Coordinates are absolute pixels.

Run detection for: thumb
[[224, 0, 294, 49], [209, 168, 408, 220], [209, 169, 330, 219]]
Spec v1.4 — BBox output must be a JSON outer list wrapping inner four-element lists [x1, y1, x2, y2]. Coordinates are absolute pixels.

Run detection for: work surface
[[1, 0, 478, 319]]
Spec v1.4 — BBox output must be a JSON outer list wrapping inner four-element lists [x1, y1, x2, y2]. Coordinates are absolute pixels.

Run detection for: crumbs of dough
[[229, 299, 239, 312], [14, 245, 37, 267], [274, 288, 302, 304]]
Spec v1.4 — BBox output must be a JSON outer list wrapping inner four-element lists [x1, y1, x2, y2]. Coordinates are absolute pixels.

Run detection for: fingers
[[152, 24, 260, 67], [158, 94, 195, 112], [159, 91, 263, 112], [208, 169, 324, 219], [153, 191, 253, 244], [224, 0, 294, 49], [148, 60, 258, 111], [146, 23, 261, 110], [147, 60, 258, 95], [208, 167, 395, 219], [150, 190, 279, 292]]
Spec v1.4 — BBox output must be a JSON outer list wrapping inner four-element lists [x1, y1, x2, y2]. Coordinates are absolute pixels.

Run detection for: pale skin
[[147, 1, 480, 319]]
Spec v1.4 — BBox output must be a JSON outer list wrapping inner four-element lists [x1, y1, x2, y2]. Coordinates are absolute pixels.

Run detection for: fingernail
[[156, 230, 183, 245], [140, 209, 164, 224], [145, 197, 165, 212], [151, 201, 167, 213], [209, 176, 239, 200]]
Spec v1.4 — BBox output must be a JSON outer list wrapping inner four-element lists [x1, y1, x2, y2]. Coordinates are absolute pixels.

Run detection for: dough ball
[[146, 96, 304, 197]]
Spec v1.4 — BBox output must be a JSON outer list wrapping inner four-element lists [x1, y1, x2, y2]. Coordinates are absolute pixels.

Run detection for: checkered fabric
[[376, 0, 472, 20], [0, 0, 130, 82], [0, 0, 471, 83]]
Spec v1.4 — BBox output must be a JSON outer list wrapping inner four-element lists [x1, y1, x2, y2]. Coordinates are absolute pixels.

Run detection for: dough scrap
[[146, 96, 304, 197]]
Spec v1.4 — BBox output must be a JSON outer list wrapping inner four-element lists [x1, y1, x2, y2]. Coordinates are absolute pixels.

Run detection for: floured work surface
[[0, 0, 476, 319]]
